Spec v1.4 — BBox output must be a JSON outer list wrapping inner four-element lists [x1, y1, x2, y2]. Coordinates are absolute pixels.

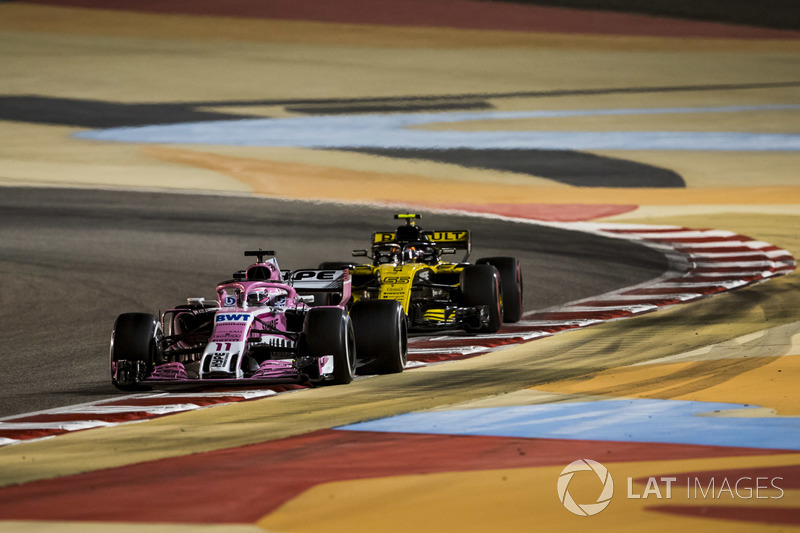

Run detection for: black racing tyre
[[110, 312, 160, 391], [477, 256, 523, 323], [460, 264, 502, 333], [304, 308, 357, 385], [351, 299, 408, 375]]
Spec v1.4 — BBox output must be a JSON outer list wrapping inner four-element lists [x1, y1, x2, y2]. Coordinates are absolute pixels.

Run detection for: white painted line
[[65, 404, 203, 415], [766, 250, 796, 259], [569, 304, 658, 312], [511, 319, 605, 327], [688, 250, 769, 259], [677, 271, 764, 278], [428, 331, 553, 342], [621, 292, 705, 301], [578, 304, 662, 314], [671, 241, 751, 249], [145, 390, 278, 399], [569, 293, 682, 302], [591, 223, 684, 231], [630, 230, 739, 239], [408, 346, 490, 355], [0, 421, 114, 431], [652, 281, 748, 289], [691, 260, 773, 268]]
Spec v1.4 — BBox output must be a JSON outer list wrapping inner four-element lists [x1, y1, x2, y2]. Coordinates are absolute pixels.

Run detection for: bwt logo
[[557, 459, 614, 516], [216, 314, 249, 322]]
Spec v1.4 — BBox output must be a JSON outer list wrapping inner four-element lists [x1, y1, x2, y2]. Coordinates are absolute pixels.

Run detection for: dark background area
[[8, 0, 800, 30], [497, 0, 800, 30]]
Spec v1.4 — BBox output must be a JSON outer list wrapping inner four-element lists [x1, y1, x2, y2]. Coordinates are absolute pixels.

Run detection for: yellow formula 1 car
[[323, 214, 523, 333]]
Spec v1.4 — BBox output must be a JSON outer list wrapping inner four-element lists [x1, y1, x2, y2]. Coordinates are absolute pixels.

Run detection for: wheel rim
[[496, 276, 503, 318], [398, 314, 408, 367], [346, 320, 357, 376]]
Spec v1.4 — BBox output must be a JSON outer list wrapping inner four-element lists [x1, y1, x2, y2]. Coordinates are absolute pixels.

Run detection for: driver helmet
[[403, 245, 419, 263], [373, 243, 402, 265], [246, 288, 269, 307], [246, 287, 287, 307], [403, 244, 438, 264], [418, 245, 438, 264]]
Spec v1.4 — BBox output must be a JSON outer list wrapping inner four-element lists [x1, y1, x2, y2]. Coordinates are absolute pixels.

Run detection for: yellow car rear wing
[[371, 229, 471, 261]]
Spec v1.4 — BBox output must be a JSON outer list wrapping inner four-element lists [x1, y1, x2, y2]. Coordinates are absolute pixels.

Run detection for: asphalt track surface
[[0, 186, 667, 419]]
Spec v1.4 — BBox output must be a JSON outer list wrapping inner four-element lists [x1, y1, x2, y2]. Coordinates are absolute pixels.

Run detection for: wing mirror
[[352, 249, 369, 257], [441, 248, 457, 255]]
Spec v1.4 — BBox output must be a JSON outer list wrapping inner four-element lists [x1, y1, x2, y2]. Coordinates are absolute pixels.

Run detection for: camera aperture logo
[[557, 459, 614, 516]]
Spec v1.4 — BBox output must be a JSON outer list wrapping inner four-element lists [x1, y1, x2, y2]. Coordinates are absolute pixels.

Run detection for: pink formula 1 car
[[110, 250, 407, 391]]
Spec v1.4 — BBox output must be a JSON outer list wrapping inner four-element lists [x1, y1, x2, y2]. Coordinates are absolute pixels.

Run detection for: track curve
[[0, 186, 668, 419]]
